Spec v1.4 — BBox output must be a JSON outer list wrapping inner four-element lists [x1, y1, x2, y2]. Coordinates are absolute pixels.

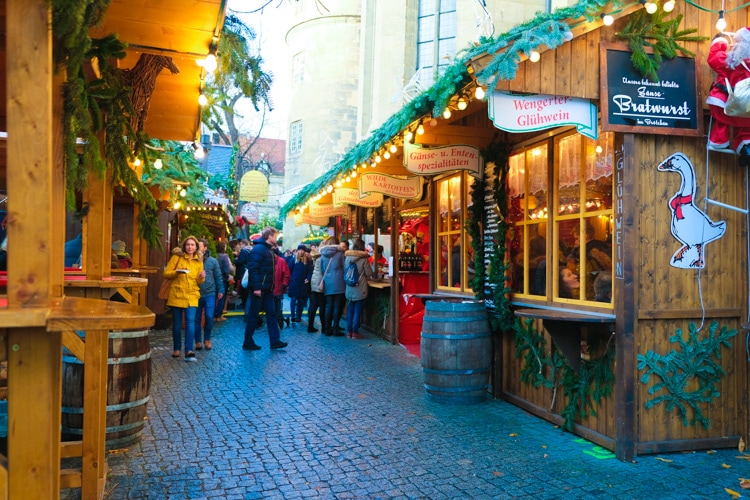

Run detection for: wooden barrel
[[62, 329, 152, 448], [420, 300, 492, 404]]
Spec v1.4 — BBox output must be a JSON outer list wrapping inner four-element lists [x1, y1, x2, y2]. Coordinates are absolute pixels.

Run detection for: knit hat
[[297, 244, 308, 252], [112, 240, 127, 255]]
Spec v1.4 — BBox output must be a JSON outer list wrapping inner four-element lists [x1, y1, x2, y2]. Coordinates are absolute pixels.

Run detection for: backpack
[[344, 261, 360, 286]]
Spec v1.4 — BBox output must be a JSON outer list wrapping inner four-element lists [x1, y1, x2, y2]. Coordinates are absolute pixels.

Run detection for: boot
[[324, 327, 333, 336], [333, 327, 344, 337], [278, 319, 285, 330]]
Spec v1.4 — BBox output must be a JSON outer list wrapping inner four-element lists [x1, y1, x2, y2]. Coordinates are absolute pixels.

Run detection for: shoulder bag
[[318, 260, 329, 292], [158, 257, 179, 300]]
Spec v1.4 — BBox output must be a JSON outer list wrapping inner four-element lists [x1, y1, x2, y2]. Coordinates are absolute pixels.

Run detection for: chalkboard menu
[[600, 43, 701, 137], [483, 162, 500, 309]]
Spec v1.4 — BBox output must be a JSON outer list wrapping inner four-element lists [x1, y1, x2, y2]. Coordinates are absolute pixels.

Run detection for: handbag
[[158, 256, 179, 300], [240, 268, 249, 288], [725, 63, 750, 117], [318, 260, 330, 292], [158, 278, 173, 300]]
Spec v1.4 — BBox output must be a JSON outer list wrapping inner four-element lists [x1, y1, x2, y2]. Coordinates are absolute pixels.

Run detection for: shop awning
[[279, 0, 634, 218]]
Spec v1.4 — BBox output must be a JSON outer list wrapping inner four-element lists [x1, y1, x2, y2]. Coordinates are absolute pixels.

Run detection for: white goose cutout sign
[[657, 153, 726, 269]]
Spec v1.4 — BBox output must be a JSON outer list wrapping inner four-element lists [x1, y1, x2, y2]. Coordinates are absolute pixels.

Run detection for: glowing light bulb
[[351, 170, 357, 178], [133, 158, 141, 167], [663, 0, 675, 12], [345, 176, 351, 183], [474, 86, 485, 100], [203, 53, 217, 73], [457, 98, 468, 110], [180, 188, 187, 197], [326, 185, 333, 193], [429, 118, 438, 127], [595, 145, 603, 154], [529, 50, 541, 63], [416, 124, 425, 135], [716, 12, 727, 32], [198, 93, 208, 106], [405, 130, 414, 142], [390, 144, 397, 153], [443, 108, 452, 119], [154, 159, 163, 169], [384, 151, 391, 160], [335, 180, 342, 187], [173, 201, 181, 210], [601, 14, 614, 26], [645, 1, 657, 14]]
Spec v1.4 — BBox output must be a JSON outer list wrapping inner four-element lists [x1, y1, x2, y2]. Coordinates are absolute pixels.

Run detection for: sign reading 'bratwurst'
[[600, 43, 701, 137]]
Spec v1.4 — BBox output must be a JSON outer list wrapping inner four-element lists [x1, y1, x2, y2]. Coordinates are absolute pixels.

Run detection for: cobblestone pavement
[[89, 315, 749, 499]]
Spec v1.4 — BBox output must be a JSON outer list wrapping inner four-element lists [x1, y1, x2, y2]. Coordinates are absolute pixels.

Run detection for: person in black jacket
[[242, 227, 288, 350]]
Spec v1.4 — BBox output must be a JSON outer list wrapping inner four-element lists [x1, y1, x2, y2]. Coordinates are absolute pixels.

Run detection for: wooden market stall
[[0, 0, 228, 498], [283, 0, 750, 462]]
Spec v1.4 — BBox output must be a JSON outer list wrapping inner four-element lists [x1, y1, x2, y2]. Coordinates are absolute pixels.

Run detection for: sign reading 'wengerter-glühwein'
[[488, 92, 598, 139]]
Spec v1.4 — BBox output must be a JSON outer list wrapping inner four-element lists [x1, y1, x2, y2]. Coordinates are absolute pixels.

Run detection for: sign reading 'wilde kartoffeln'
[[600, 44, 701, 137]]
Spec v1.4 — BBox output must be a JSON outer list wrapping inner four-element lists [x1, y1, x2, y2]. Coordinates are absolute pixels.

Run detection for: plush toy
[[706, 28, 750, 167]]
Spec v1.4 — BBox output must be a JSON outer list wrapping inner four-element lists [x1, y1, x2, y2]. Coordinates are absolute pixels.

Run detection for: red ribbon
[[670, 194, 692, 220]]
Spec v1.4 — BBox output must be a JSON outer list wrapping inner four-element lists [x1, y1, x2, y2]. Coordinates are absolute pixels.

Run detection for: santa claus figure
[[707, 27, 750, 167]]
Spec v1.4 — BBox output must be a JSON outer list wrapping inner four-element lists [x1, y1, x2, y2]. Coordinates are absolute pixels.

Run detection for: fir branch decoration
[[638, 321, 737, 429], [515, 318, 562, 389], [467, 174, 485, 297], [560, 335, 615, 430], [482, 140, 515, 335], [617, 10, 707, 81]]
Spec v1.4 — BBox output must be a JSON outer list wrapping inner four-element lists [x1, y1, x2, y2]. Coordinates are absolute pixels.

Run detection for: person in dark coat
[[319, 236, 346, 336], [344, 238, 373, 338], [287, 244, 313, 323], [234, 240, 252, 310], [242, 228, 287, 350]]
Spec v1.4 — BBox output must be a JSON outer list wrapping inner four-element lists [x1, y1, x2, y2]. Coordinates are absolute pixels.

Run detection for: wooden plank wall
[[634, 131, 748, 447]]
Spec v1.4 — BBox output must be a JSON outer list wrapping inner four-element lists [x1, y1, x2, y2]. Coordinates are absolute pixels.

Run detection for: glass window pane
[[439, 235, 450, 287], [580, 217, 612, 301], [527, 225, 546, 296], [557, 219, 580, 299], [419, 0, 436, 15], [527, 145, 548, 220], [437, 179, 450, 232], [508, 152, 526, 223], [557, 134, 581, 215]]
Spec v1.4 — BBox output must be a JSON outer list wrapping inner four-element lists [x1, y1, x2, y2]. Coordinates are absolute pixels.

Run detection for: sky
[[226, 0, 292, 141]]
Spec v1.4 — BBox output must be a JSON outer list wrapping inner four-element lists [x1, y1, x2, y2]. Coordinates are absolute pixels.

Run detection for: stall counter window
[[508, 130, 614, 308]]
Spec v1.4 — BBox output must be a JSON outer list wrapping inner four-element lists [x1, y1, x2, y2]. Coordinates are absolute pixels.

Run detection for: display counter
[[362, 278, 392, 339]]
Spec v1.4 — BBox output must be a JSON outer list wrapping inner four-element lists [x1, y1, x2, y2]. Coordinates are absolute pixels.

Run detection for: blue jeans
[[195, 294, 216, 342], [244, 290, 281, 346], [289, 295, 307, 321], [172, 306, 197, 353], [346, 298, 365, 333]]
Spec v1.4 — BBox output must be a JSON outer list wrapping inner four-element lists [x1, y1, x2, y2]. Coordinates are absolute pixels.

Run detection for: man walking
[[195, 238, 224, 351], [242, 227, 288, 350]]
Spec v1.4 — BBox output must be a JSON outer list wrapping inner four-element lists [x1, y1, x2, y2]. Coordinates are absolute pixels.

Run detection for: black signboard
[[600, 43, 701, 137]]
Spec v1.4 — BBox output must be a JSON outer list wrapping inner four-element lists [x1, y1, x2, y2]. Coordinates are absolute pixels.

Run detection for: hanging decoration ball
[[563, 30, 573, 41]]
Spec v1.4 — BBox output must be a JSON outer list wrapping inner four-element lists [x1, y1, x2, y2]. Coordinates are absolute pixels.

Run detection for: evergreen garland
[[616, 10, 707, 81], [515, 317, 616, 431], [638, 321, 737, 429], [467, 174, 485, 297], [481, 140, 515, 335]]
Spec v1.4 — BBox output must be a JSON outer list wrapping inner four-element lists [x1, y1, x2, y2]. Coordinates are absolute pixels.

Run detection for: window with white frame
[[292, 52, 305, 85], [289, 121, 303, 155], [417, 0, 456, 88]]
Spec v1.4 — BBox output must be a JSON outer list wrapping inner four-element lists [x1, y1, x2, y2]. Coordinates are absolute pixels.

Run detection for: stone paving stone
[[56, 315, 750, 499]]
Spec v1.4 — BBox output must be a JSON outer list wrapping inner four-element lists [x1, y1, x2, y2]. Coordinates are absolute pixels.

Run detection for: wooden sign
[[600, 43, 701, 137], [333, 187, 383, 207], [238, 170, 269, 202], [358, 172, 423, 200], [309, 203, 348, 218], [403, 143, 482, 176], [294, 213, 330, 227], [488, 92, 598, 139]]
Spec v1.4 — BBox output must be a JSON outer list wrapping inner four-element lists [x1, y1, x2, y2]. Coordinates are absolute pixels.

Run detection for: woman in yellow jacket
[[164, 235, 206, 361]]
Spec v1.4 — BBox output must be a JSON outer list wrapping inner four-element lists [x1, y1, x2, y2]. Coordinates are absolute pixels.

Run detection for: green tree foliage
[[202, 14, 272, 147], [617, 10, 707, 82]]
